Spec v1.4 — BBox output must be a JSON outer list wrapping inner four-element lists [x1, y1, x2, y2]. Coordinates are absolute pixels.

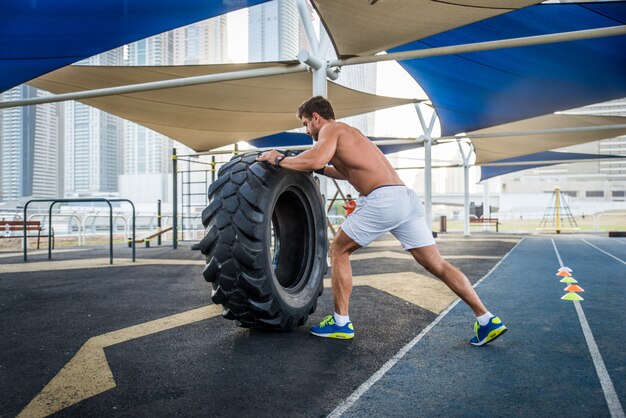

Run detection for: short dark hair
[[297, 96, 336, 120]]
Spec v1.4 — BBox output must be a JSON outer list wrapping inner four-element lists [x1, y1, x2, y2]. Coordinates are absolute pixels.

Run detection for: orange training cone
[[557, 271, 572, 277], [564, 284, 585, 292]]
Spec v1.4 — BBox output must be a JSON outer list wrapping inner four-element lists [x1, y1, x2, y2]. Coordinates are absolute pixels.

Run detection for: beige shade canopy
[[311, 0, 541, 57], [29, 62, 418, 152], [470, 114, 626, 164]]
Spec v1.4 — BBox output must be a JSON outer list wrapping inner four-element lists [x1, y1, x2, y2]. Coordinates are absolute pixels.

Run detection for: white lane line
[[581, 239, 626, 266], [551, 239, 625, 418], [327, 237, 526, 418]]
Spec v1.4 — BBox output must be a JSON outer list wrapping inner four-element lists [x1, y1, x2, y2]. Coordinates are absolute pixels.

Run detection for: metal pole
[[445, 123, 626, 141], [23, 203, 29, 261], [330, 25, 626, 67], [456, 140, 471, 237], [296, 0, 319, 56], [116, 199, 137, 262], [483, 180, 490, 232], [157, 199, 162, 246], [172, 148, 178, 249], [3, 26, 622, 110], [185, 156, 191, 241], [555, 186, 562, 234], [108, 201, 113, 264], [131, 202, 135, 261], [415, 104, 436, 232], [313, 66, 328, 98], [424, 136, 433, 232], [464, 164, 470, 237], [48, 204, 53, 259], [1, 64, 308, 109]]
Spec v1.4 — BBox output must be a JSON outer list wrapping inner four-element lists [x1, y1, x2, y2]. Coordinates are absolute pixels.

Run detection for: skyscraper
[[174, 17, 228, 64], [123, 32, 175, 178], [248, 0, 301, 62], [64, 48, 124, 196], [0, 86, 63, 201]]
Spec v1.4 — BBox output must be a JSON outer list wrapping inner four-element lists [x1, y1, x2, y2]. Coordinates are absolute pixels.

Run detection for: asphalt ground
[[338, 235, 626, 418], [2, 234, 621, 417]]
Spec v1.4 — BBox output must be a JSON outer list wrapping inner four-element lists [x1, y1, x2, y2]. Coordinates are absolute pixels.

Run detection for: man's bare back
[[324, 121, 403, 196]]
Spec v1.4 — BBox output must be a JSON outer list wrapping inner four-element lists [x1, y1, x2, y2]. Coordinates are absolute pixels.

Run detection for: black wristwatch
[[274, 156, 285, 167]]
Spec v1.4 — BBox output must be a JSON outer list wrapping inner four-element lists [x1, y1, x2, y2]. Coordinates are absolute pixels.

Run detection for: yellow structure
[[538, 186, 580, 233]]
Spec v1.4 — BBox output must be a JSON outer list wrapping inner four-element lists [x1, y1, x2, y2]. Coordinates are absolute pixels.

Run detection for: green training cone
[[561, 292, 584, 301], [559, 277, 578, 284]]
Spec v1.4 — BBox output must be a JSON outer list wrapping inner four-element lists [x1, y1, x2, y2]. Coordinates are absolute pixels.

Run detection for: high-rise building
[[174, 17, 228, 64], [0, 86, 63, 201], [64, 48, 124, 196], [123, 33, 175, 179], [248, 0, 301, 62]]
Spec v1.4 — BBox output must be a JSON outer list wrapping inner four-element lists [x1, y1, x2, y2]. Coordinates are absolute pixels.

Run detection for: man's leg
[[330, 228, 361, 316], [408, 244, 507, 346], [309, 228, 360, 339], [408, 244, 487, 316]]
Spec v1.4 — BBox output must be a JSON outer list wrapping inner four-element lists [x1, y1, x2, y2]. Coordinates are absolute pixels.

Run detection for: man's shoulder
[[321, 121, 361, 138], [320, 121, 344, 132]]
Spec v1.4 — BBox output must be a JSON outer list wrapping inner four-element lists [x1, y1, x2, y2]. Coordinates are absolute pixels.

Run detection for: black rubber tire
[[199, 152, 327, 330]]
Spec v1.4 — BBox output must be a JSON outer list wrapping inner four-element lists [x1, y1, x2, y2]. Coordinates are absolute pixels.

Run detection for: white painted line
[[574, 301, 625, 418], [551, 239, 625, 418], [328, 237, 526, 418], [581, 239, 626, 265]]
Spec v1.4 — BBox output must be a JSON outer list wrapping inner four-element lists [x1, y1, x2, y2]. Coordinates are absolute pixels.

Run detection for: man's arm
[[256, 124, 338, 171], [318, 166, 347, 180]]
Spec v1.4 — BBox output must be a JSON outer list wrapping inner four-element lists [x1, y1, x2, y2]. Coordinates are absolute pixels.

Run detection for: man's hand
[[256, 149, 285, 166]]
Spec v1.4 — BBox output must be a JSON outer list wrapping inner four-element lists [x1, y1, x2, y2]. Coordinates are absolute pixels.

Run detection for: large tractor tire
[[199, 152, 327, 330]]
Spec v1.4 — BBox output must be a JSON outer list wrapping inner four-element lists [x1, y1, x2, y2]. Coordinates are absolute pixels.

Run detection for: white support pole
[[296, 0, 319, 56], [313, 66, 328, 98], [330, 25, 626, 67], [5, 25, 624, 110], [456, 140, 471, 236], [464, 163, 470, 236], [482, 179, 490, 232], [318, 26, 331, 59], [0, 64, 307, 109], [415, 103, 436, 232], [296, 0, 330, 211], [424, 136, 433, 232], [443, 124, 626, 141]]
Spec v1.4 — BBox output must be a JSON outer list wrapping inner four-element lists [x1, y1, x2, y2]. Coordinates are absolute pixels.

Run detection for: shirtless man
[[257, 96, 506, 346]]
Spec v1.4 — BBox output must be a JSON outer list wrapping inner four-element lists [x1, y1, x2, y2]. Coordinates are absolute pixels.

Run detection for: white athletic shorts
[[340, 185, 435, 250]]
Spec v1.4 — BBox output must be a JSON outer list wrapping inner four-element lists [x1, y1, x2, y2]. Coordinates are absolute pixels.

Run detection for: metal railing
[[23, 198, 136, 264]]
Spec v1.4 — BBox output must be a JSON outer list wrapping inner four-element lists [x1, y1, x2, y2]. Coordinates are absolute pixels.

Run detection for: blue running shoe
[[310, 315, 354, 339], [470, 316, 507, 346]]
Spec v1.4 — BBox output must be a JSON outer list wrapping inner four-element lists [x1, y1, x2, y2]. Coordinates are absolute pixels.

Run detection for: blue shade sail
[[391, 2, 626, 136], [479, 151, 626, 182], [0, 0, 270, 93], [249, 132, 421, 155]]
